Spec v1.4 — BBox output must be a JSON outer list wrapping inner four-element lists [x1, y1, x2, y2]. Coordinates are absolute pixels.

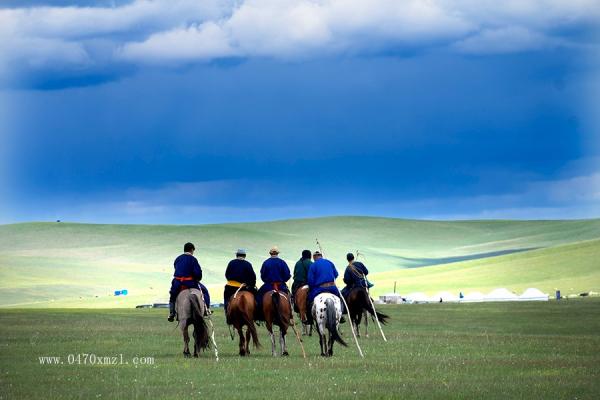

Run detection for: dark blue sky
[[1, 1, 599, 223]]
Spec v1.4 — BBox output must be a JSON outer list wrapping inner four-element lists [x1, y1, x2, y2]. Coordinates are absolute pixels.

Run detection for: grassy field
[[1, 301, 599, 399], [0, 217, 599, 307]]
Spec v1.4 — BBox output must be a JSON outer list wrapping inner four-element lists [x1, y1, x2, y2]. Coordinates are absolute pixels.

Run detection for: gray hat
[[236, 248, 247, 255]]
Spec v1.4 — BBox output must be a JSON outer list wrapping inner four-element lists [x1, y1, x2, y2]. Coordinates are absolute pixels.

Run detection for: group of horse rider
[[167, 242, 372, 323]]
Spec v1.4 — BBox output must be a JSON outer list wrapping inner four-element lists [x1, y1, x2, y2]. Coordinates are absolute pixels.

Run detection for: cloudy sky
[[1, 0, 599, 224]]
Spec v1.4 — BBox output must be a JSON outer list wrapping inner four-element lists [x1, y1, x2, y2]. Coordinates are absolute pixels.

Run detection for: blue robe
[[341, 261, 369, 298], [308, 258, 341, 302], [169, 254, 210, 306], [257, 256, 291, 305]]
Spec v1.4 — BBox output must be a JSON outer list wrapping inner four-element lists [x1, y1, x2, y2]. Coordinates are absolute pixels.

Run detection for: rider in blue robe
[[256, 247, 291, 319], [168, 243, 211, 321], [307, 251, 345, 321], [341, 253, 370, 298]]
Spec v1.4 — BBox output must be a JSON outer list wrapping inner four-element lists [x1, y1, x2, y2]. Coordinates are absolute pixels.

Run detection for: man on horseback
[[291, 250, 312, 307], [307, 251, 346, 323], [341, 253, 371, 299], [168, 242, 211, 322], [223, 248, 257, 320], [256, 246, 291, 320]]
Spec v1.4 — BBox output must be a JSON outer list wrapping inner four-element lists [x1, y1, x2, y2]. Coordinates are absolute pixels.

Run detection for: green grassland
[[0, 217, 599, 307], [1, 301, 599, 399]]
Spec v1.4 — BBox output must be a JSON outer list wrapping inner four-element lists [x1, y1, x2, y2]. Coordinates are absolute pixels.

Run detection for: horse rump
[[190, 292, 210, 351], [325, 298, 347, 347], [240, 294, 261, 349]]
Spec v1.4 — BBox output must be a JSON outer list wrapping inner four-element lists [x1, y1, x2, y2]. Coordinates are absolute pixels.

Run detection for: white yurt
[[485, 288, 519, 302], [405, 292, 430, 304], [518, 288, 549, 301], [460, 291, 485, 302], [380, 293, 403, 304]]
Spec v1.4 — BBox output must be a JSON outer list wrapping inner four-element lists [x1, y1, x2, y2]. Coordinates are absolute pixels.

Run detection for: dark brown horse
[[294, 285, 312, 336], [175, 288, 210, 358], [346, 287, 389, 338], [263, 290, 291, 356], [227, 289, 261, 356]]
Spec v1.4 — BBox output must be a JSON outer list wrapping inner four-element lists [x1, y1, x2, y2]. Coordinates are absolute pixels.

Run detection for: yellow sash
[[227, 280, 243, 287]]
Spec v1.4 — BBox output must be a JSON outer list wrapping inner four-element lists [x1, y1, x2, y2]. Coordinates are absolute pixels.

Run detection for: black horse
[[345, 287, 389, 338]]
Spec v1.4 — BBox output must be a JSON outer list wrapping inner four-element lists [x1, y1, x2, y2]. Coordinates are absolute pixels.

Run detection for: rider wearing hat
[[255, 246, 291, 319], [223, 248, 257, 319], [307, 250, 346, 322]]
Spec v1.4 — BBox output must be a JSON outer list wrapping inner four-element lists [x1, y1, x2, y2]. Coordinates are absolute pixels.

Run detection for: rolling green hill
[[0, 217, 599, 307]]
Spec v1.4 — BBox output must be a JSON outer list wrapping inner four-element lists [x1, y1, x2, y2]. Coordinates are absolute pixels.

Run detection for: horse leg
[[269, 331, 276, 357], [280, 329, 288, 356], [182, 324, 191, 358], [364, 310, 369, 338], [238, 327, 246, 356], [245, 327, 252, 356], [327, 329, 334, 357]]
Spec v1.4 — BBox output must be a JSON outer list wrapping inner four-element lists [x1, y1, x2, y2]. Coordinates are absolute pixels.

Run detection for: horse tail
[[190, 292, 210, 351], [271, 291, 283, 326], [241, 296, 261, 349], [360, 289, 390, 325], [325, 298, 347, 347]]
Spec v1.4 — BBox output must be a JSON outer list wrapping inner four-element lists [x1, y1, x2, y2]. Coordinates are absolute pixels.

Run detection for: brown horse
[[294, 285, 312, 336], [263, 290, 291, 356], [175, 288, 210, 358], [346, 287, 389, 338], [227, 289, 261, 356]]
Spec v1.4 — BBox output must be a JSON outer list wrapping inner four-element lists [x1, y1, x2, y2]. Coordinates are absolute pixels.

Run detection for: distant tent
[[405, 292, 430, 304], [460, 291, 485, 302], [380, 293, 403, 304], [485, 288, 519, 302], [518, 288, 549, 301]]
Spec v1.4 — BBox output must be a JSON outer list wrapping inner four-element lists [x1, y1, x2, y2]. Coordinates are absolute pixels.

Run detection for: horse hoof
[[183, 352, 191, 358], [282, 351, 289, 357], [321, 353, 327, 357], [193, 354, 198, 358]]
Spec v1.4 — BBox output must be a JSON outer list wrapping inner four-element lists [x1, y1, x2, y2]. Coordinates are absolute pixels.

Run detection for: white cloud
[[453, 26, 555, 54], [1, 0, 599, 80], [119, 22, 238, 63]]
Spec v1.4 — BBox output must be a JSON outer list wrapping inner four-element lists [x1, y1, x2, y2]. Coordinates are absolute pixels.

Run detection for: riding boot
[[167, 302, 176, 322]]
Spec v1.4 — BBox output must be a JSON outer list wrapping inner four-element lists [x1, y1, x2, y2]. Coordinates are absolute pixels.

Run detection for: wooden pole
[[355, 250, 387, 342]]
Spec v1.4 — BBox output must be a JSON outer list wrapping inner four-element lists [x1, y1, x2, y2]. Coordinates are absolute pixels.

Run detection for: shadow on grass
[[399, 248, 540, 268]]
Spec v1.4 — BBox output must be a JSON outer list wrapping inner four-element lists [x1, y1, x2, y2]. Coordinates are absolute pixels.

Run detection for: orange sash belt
[[175, 276, 194, 282]]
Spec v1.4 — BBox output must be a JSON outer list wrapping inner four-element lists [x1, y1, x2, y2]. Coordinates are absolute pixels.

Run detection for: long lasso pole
[[206, 317, 220, 362], [287, 296, 307, 359], [356, 251, 387, 342], [316, 238, 364, 358]]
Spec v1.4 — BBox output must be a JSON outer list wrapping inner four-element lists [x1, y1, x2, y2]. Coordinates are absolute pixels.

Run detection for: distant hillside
[[0, 217, 599, 307]]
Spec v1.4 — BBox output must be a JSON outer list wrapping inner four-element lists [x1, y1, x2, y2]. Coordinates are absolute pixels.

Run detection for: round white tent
[[485, 288, 519, 302], [518, 288, 549, 301]]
